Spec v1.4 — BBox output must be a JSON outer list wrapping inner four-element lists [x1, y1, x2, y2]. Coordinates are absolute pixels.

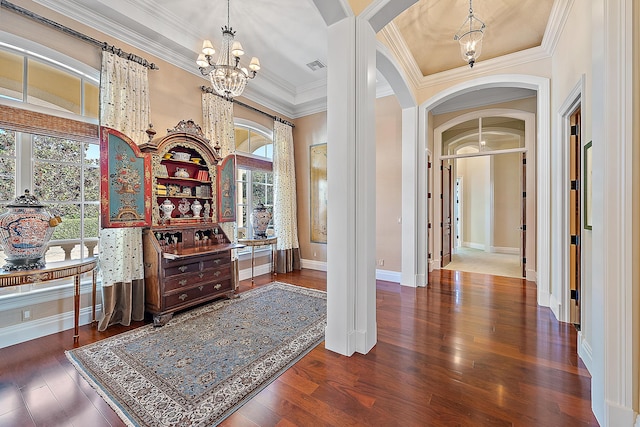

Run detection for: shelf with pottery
[[139, 120, 241, 326]]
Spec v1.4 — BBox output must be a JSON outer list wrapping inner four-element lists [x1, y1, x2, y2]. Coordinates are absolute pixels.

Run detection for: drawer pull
[[213, 259, 221, 265], [199, 285, 204, 291], [178, 266, 188, 272], [214, 283, 222, 290], [198, 273, 204, 279], [214, 271, 221, 277], [179, 293, 188, 301], [144, 262, 152, 268], [179, 279, 188, 287]]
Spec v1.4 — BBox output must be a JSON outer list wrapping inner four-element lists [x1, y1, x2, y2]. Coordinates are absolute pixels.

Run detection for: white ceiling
[[33, 0, 557, 118]]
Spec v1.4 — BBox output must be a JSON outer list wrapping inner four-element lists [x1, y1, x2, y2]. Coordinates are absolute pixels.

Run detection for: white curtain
[[273, 121, 301, 272], [202, 92, 234, 156], [98, 51, 149, 331], [201, 92, 239, 282]]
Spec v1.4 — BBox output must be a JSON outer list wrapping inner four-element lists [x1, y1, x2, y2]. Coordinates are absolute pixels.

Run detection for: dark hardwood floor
[[0, 269, 599, 426]]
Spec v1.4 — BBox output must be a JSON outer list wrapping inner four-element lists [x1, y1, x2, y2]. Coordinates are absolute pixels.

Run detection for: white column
[[401, 106, 425, 287], [590, 0, 637, 424], [325, 16, 377, 356]]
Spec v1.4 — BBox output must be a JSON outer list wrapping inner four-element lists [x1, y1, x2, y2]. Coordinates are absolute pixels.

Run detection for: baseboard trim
[[549, 293, 562, 321], [238, 263, 273, 281], [577, 330, 593, 374], [490, 246, 520, 254], [0, 304, 101, 349], [463, 242, 485, 250], [301, 259, 327, 271], [376, 269, 400, 283]]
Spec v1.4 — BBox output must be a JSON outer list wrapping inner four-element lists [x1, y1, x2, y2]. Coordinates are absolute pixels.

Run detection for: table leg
[[73, 273, 80, 343], [92, 268, 97, 324], [272, 243, 277, 279], [251, 245, 255, 285]]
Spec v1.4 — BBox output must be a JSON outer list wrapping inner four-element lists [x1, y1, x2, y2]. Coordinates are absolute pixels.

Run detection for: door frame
[[558, 77, 586, 324], [432, 109, 536, 280]]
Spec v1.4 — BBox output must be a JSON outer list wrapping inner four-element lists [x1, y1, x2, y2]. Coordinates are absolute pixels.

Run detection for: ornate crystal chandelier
[[453, 0, 486, 68], [196, 0, 260, 99]]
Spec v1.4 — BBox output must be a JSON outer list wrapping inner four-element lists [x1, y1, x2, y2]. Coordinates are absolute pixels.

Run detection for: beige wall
[[293, 111, 328, 263], [493, 153, 522, 249], [457, 156, 489, 247], [375, 95, 403, 272]]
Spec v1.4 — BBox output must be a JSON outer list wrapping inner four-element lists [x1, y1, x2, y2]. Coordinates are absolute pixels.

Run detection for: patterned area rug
[[66, 282, 326, 427]]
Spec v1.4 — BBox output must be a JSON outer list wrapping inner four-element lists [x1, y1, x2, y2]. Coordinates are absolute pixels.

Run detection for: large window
[[234, 124, 273, 244], [0, 40, 100, 297], [0, 129, 100, 291]]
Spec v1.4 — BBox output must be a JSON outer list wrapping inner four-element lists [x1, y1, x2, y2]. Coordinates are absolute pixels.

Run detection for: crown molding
[[377, 24, 423, 90], [417, 46, 551, 90], [541, 0, 574, 55]]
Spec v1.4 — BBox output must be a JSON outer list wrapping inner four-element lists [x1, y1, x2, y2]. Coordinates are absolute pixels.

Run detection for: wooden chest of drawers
[[142, 225, 242, 326]]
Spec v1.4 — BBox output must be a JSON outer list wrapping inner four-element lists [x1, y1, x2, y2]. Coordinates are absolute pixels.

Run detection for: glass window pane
[[34, 161, 81, 201], [0, 129, 16, 156], [28, 59, 81, 114], [252, 183, 266, 207], [442, 119, 478, 155], [266, 172, 273, 185], [84, 142, 100, 166], [84, 166, 100, 201], [34, 135, 81, 162], [481, 117, 525, 151], [265, 185, 273, 205], [49, 203, 81, 241], [252, 170, 266, 184], [83, 204, 99, 238], [0, 158, 15, 201], [83, 81, 99, 119], [0, 50, 23, 102], [235, 128, 249, 152]]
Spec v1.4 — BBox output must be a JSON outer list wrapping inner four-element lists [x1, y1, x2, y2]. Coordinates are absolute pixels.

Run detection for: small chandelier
[[453, 0, 486, 68], [196, 0, 260, 99]]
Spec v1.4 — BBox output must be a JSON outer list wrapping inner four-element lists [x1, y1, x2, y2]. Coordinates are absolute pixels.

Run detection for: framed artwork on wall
[[310, 143, 327, 243], [99, 127, 152, 228], [217, 155, 236, 222], [583, 141, 592, 230]]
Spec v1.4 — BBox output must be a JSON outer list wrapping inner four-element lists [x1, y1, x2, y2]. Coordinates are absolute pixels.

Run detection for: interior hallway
[[443, 246, 523, 279]]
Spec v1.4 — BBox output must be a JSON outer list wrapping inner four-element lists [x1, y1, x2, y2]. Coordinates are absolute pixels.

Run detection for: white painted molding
[[526, 269, 537, 283], [375, 269, 400, 283], [301, 259, 327, 271], [541, 0, 575, 55], [578, 330, 593, 374], [377, 24, 423, 90], [549, 293, 562, 321], [490, 246, 519, 255], [0, 304, 101, 349], [463, 242, 485, 251]]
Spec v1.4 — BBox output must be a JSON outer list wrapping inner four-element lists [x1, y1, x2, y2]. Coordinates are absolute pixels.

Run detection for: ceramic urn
[[0, 189, 61, 271], [251, 203, 272, 239]]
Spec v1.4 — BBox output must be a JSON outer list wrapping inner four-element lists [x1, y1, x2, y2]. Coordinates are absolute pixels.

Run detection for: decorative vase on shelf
[[191, 200, 202, 218], [250, 203, 272, 239], [160, 199, 175, 219], [0, 189, 61, 271], [178, 198, 191, 217]]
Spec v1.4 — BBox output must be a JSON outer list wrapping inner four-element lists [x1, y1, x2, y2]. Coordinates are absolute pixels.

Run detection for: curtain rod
[[1, 0, 159, 70], [200, 86, 295, 128]]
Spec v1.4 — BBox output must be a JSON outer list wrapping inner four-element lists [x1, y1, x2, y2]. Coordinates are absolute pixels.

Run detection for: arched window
[[233, 123, 273, 243]]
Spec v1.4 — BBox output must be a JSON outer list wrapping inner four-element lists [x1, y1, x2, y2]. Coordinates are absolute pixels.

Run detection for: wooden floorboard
[[0, 269, 599, 426]]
